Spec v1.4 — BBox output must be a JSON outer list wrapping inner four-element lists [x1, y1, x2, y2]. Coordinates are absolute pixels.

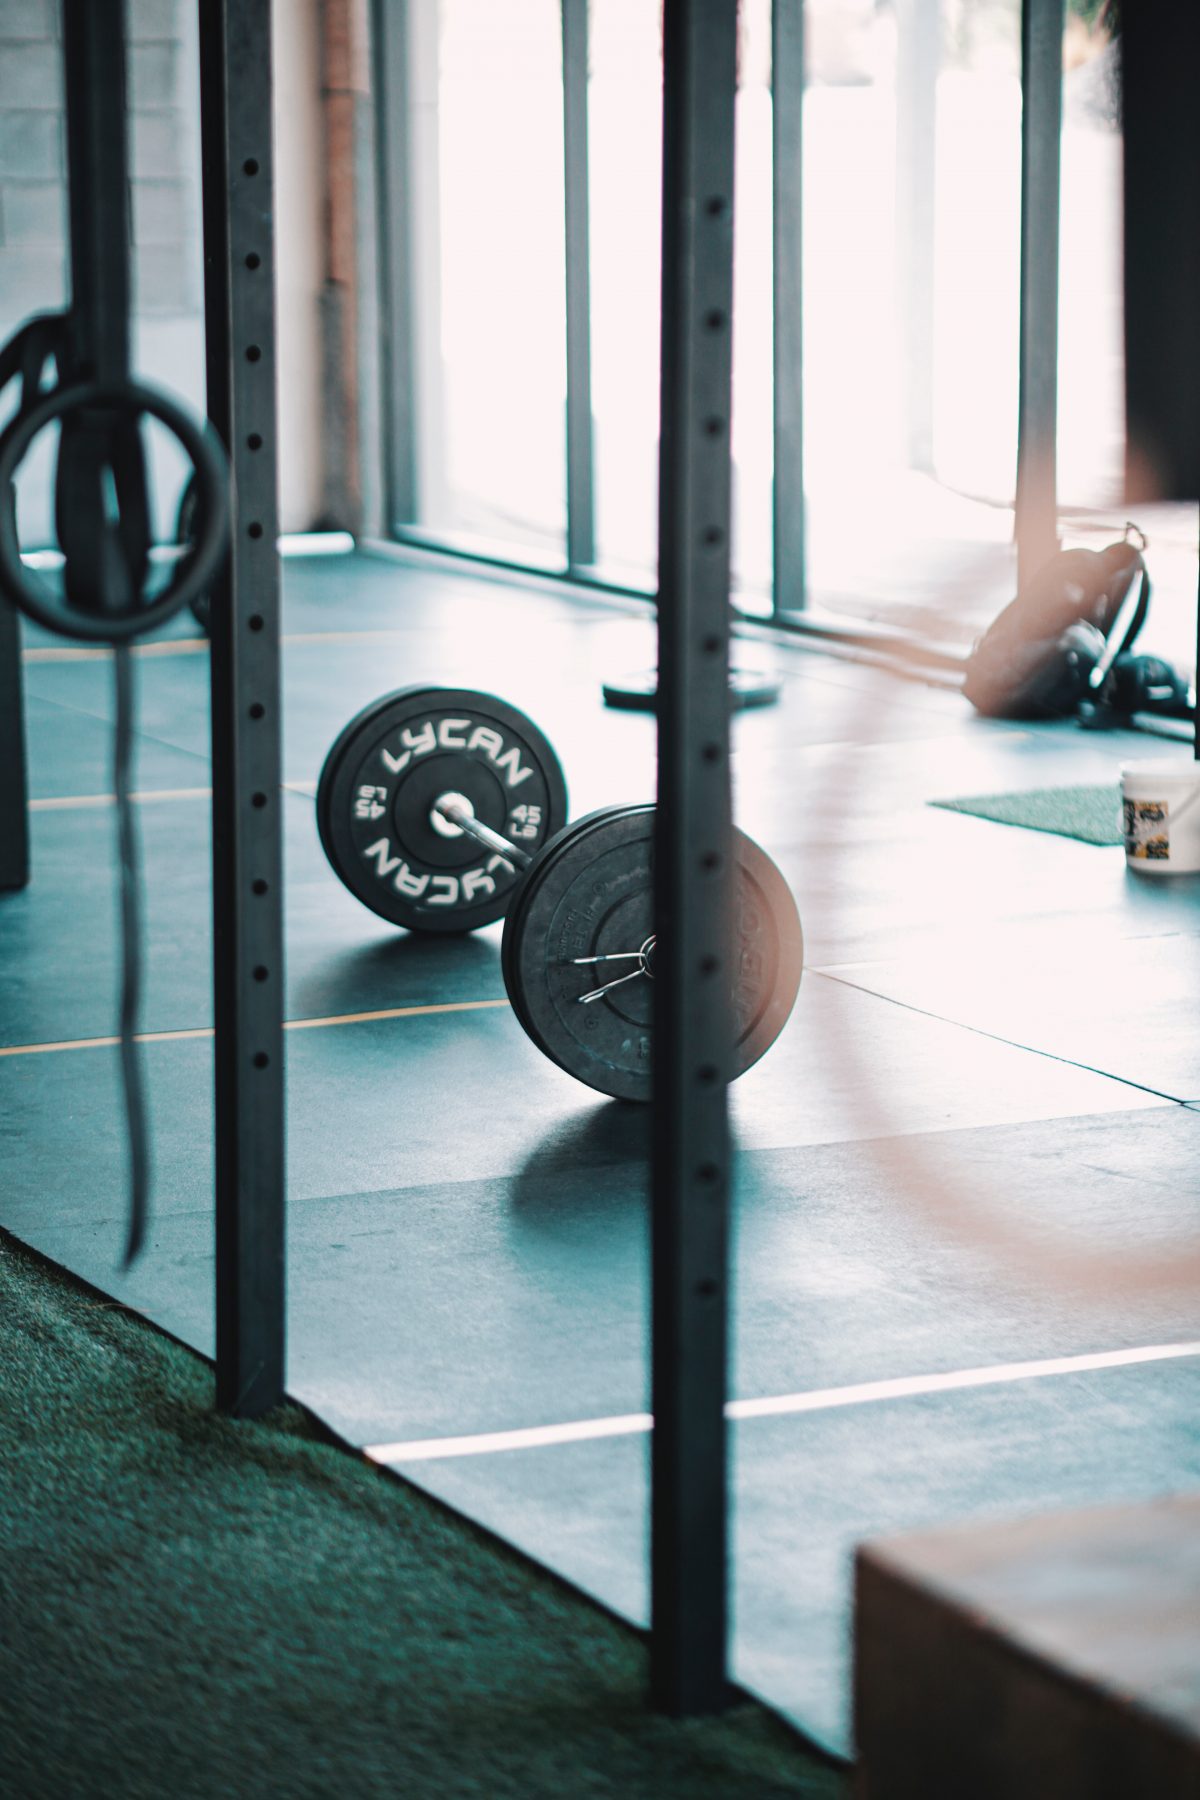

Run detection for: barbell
[[316, 686, 803, 1100]]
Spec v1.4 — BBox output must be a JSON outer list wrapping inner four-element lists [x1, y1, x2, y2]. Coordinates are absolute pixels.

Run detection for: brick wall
[[0, 0, 206, 541], [0, 0, 334, 541], [0, 0, 70, 330]]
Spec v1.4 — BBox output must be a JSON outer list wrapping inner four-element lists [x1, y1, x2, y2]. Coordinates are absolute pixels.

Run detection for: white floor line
[[364, 1340, 1200, 1466], [366, 1413, 655, 1465]]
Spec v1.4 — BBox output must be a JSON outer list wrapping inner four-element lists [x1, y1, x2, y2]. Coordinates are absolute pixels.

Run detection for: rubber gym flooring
[[5, 547, 1199, 1756]]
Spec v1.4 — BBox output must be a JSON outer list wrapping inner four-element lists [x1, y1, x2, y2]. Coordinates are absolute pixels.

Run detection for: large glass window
[[797, 0, 1125, 644], [406, 0, 568, 559], [585, 0, 662, 586], [930, 0, 1123, 513], [1056, 12, 1123, 510], [383, 0, 1128, 645], [587, 0, 775, 597]]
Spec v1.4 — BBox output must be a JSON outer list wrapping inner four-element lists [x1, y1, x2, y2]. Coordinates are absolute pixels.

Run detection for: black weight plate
[[500, 804, 643, 1051], [317, 686, 568, 933], [501, 803, 803, 1101], [601, 667, 782, 712]]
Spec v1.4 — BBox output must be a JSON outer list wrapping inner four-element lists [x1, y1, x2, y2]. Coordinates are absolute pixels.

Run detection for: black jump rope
[[0, 331, 229, 1266]]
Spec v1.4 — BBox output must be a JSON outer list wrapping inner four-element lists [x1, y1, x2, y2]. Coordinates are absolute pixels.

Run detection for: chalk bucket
[[1120, 760, 1200, 874]]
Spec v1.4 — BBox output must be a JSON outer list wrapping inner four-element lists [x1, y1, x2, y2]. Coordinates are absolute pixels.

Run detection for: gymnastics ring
[[0, 377, 229, 642]]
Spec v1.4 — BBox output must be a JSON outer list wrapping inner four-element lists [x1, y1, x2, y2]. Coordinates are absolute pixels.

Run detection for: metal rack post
[[652, 0, 739, 1717], [894, 0, 938, 476], [0, 601, 26, 891], [771, 0, 806, 616], [1122, 0, 1200, 513], [198, 0, 286, 1418], [1120, 0, 1200, 762], [1014, 0, 1064, 585], [562, 0, 596, 573], [61, 0, 131, 388], [373, 0, 419, 529]]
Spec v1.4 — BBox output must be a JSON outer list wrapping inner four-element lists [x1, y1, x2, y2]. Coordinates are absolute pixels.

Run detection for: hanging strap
[[1087, 529, 1152, 694]]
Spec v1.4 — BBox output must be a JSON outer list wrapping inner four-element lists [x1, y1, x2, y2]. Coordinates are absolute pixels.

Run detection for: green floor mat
[[929, 784, 1123, 845], [0, 1231, 842, 1800]]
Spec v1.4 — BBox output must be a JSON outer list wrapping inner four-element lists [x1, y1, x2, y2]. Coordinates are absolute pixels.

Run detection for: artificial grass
[[929, 783, 1123, 845], [0, 1232, 844, 1800]]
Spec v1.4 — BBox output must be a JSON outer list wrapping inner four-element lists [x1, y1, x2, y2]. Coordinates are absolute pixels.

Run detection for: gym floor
[[5, 548, 1200, 1755]]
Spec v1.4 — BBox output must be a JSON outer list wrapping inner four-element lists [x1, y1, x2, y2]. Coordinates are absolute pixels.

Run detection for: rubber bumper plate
[[501, 802, 802, 1100], [317, 686, 568, 933]]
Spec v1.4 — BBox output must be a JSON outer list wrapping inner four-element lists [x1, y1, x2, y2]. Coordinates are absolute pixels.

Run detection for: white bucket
[[1121, 759, 1200, 875]]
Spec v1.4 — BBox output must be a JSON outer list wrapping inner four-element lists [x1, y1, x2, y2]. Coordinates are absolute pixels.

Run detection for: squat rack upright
[[0, 0, 743, 1718], [3, 0, 1195, 1735]]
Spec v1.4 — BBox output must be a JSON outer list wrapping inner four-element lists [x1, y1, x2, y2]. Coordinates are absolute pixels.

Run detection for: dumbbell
[[317, 687, 803, 1100]]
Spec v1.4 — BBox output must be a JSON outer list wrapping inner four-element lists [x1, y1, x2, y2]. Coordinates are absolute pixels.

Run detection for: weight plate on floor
[[317, 686, 568, 932], [501, 803, 803, 1101], [601, 667, 781, 712]]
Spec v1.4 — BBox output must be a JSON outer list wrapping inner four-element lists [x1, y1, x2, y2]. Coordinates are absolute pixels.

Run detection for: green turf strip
[[0, 1232, 842, 1800], [929, 784, 1123, 845]]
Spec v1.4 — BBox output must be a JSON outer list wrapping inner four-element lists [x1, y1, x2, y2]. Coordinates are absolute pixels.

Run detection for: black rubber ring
[[0, 378, 230, 642]]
